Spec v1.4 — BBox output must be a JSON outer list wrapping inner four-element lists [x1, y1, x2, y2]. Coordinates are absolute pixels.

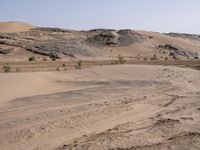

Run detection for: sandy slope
[[0, 21, 34, 33], [112, 30, 200, 59], [0, 65, 200, 150]]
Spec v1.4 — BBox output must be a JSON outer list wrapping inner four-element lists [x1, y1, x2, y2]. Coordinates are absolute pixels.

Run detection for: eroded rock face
[[86, 31, 118, 46], [86, 29, 145, 47], [118, 30, 145, 46], [0, 28, 145, 59], [158, 44, 199, 59], [0, 29, 99, 58], [0, 27, 199, 60]]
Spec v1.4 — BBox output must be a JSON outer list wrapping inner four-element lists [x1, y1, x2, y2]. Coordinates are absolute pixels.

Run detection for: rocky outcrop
[[86, 29, 145, 47], [0, 29, 100, 58], [0, 27, 199, 60], [0, 28, 146, 58], [158, 44, 199, 59], [118, 29, 145, 46], [167, 33, 200, 41], [86, 30, 118, 47]]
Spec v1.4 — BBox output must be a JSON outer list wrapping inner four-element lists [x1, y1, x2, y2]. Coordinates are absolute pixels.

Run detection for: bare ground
[[0, 65, 200, 150]]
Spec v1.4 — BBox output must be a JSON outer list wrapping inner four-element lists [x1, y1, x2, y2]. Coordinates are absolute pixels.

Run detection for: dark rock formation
[[118, 30, 144, 46], [86, 29, 145, 47], [158, 44, 199, 59], [0, 28, 145, 59], [0, 29, 100, 59], [34, 27, 73, 33], [86, 31, 118, 47]]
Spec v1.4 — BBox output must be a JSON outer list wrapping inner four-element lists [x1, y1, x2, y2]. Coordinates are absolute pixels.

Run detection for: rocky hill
[[0, 22, 200, 61]]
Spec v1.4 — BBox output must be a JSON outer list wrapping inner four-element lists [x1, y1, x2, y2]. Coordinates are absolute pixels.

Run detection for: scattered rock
[[154, 118, 181, 127]]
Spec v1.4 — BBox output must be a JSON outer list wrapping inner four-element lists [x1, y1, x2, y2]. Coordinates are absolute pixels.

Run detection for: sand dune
[[0, 65, 199, 150], [0, 21, 34, 33]]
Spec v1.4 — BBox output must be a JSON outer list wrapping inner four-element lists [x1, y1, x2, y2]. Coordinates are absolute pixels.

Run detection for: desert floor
[[0, 64, 200, 150]]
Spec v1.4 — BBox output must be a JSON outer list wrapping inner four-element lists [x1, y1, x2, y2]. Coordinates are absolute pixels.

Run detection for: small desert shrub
[[75, 60, 82, 69], [50, 54, 57, 61], [62, 64, 66, 67], [150, 54, 157, 60], [43, 58, 47, 61], [2, 64, 11, 73], [52, 58, 56, 61], [56, 67, 60, 71], [118, 55, 126, 64], [16, 68, 20, 72], [111, 60, 119, 65], [143, 57, 148, 61], [29, 56, 36, 61], [149, 36, 153, 39]]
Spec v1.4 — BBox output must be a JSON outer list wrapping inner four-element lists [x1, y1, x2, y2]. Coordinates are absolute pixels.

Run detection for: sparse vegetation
[[16, 68, 20, 72], [118, 55, 126, 64], [143, 57, 148, 61], [29, 56, 36, 61], [50, 54, 57, 61], [75, 60, 82, 69], [56, 67, 60, 71], [52, 58, 56, 61], [43, 58, 47, 61], [62, 64, 66, 67], [2, 64, 11, 73], [150, 54, 157, 60]]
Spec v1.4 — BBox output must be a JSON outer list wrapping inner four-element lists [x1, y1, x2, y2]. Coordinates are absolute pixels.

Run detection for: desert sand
[[0, 21, 200, 150], [0, 21, 34, 33], [0, 65, 200, 150]]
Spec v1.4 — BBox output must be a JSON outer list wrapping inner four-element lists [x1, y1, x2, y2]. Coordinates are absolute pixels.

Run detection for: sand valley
[[0, 22, 200, 150]]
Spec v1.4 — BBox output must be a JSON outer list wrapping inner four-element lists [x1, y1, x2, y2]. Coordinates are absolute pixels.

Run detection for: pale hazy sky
[[0, 0, 200, 33]]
